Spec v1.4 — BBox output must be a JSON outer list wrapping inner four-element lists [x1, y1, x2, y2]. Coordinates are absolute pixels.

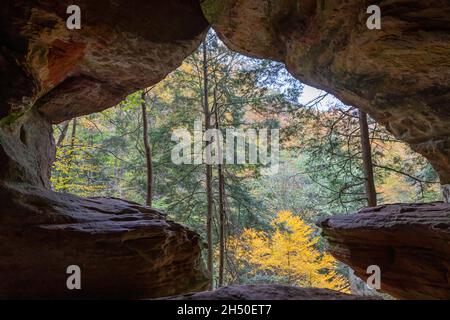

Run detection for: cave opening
[[48, 31, 440, 299], [1, 0, 449, 300]]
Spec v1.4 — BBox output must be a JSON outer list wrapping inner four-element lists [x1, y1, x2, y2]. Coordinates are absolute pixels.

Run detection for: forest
[[50, 31, 440, 295]]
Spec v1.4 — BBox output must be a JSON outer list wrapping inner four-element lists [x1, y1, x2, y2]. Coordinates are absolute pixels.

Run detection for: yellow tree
[[51, 137, 105, 197], [228, 211, 349, 292]]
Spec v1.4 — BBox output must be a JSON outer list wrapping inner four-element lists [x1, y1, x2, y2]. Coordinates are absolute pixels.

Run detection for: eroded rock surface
[[0, 0, 210, 298], [163, 284, 379, 300], [203, 0, 450, 183], [4, 0, 450, 183], [0, 182, 209, 299], [1, 0, 450, 300], [1, 0, 208, 123], [202, 0, 450, 300], [318, 203, 450, 300]]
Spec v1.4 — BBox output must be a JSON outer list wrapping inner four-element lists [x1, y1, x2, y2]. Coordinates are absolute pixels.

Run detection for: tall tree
[[70, 118, 77, 150], [214, 101, 226, 287], [56, 121, 70, 147], [358, 110, 377, 206], [141, 90, 154, 206], [202, 38, 214, 289]]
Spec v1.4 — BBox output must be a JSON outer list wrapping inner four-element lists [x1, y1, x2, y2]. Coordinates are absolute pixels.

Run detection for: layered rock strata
[[318, 203, 450, 299]]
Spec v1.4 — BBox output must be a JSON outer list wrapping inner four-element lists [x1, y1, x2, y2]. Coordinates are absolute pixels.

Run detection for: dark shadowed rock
[[0, 0, 208, 123], [0, 1, 210, 298], [0, 182, 209, 299], [201, 2, 450, 298], [1, 0, 450, 300], [318, 203, 450, 300], [162, 284, 380, 300]]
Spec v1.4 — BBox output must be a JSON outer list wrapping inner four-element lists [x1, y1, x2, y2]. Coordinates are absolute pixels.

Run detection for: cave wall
[[1, 0, 208, 122], [0, 0, 210, 298], [199, 0, 450, 299], [0, 0, 449, 299], [2, 1, 449, 189], [1, 0, 208, 185], [202, 0, 450, 185]]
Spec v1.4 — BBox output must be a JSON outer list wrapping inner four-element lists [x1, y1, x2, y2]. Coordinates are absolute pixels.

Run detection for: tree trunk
[[203, 39, 214, 289], [56, 121, 70, 147], [141, 90, 153, 207], [214, 104, 226, 287], [359, 110, 377, 207], [70, 118, 77, 150]]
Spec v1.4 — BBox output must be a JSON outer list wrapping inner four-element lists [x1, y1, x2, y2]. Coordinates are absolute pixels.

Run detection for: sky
[[298, 84, 341, 109]]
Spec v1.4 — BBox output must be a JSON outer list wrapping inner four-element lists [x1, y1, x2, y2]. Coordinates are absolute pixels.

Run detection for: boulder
[[0, 182, 209, 299], [318, 203, 450, 300]]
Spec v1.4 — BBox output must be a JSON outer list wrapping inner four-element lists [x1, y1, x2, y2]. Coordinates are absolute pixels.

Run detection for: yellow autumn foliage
[[228, 211, 349, 292], [51, 139, 105, 196]]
